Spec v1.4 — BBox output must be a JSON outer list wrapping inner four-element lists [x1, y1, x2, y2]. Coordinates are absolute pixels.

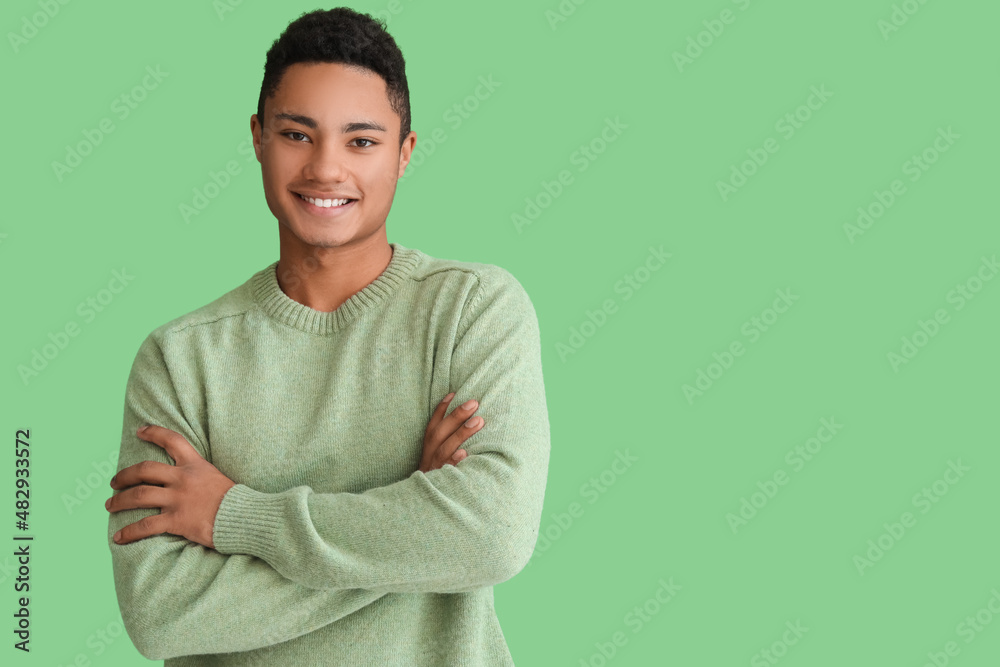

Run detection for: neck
[[275, 232, 393, 313]]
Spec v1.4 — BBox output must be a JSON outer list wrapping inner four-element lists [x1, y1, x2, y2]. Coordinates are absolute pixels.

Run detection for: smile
[[296, 193, 355, 208]]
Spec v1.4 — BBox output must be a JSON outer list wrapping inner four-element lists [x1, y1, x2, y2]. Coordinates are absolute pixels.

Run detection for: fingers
[[419, 393, 484, 473], [424, 447, 468, 472], [106, 484, 172, 514], [424, 393, 456, 438], [110, 459, 177, 490], [112, 513, 170, 545], [424, 412, 484, 472], [433, 397, 481, 444], [435, 416, 484, 467]]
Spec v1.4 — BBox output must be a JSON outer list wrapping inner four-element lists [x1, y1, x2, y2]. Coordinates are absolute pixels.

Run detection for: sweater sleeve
[[108, 334, 387, 661], [212, 267, 552, 594]]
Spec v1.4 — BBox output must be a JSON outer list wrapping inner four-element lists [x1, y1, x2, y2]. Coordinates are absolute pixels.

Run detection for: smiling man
[[105, 8, 550, 666]]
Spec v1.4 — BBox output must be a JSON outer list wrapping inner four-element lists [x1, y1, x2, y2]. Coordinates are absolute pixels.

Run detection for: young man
[[105, 8, 550, 665]]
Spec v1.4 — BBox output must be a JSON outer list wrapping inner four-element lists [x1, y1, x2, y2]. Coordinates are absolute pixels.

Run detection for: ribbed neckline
[[250, 242, 421, 335]]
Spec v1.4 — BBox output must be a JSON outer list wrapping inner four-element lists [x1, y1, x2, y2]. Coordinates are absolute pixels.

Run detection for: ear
[[397, 131, 417, 178], [250, 114, 264, 163]]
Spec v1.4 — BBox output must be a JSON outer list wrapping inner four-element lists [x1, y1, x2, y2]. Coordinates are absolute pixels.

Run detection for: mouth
[[294, 193, 357, 208], [293, 192, 358, 217]]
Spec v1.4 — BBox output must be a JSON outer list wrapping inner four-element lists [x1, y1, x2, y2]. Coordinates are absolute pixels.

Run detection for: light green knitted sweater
[[107, 242, 550, 665]]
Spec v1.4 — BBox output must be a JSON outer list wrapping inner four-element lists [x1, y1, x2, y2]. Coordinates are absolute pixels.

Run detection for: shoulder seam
[[157, 310, 251, 336], [454, 272, 486, 346], [410, 265, 483, 282]]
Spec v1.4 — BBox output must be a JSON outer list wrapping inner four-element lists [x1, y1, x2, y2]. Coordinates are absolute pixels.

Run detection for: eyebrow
[[273, 113, 387, 134]]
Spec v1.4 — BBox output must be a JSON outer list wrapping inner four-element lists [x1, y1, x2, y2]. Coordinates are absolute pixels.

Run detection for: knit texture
[[107, 242, 550, 665]]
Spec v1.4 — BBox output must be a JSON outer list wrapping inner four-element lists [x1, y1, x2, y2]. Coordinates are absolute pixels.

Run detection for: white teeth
[[298, 193, 351, 207]]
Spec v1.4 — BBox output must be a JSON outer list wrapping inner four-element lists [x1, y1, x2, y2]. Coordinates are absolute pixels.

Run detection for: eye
[[351, 137, 377, 148], [281, 131, 309, 142]]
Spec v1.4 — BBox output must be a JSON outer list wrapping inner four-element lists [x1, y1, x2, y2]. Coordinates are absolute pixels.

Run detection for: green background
[[3, 0, 998, 664]]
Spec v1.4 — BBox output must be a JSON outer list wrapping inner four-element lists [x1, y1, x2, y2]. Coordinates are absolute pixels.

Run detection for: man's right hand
[[419, 393, 484, 472]]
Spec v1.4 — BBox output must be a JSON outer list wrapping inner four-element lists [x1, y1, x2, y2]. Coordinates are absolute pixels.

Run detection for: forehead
[[270, 62, 395, 125]]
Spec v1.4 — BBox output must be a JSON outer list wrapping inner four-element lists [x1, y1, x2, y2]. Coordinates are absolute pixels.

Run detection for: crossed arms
[[106, 271, 550, 660]]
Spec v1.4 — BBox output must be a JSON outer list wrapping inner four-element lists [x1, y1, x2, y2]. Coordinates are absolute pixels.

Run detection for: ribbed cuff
[[212, 483, 287, 560]]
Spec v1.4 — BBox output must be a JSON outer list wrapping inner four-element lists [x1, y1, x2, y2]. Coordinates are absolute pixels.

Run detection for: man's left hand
[[106, 425, 236, 549]]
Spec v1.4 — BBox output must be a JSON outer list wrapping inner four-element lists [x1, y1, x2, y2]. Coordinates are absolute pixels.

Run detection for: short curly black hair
[[256, 8, 411, 147]]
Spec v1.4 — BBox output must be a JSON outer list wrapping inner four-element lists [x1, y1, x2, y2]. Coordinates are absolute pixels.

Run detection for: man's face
[[251, 62, 415, 251]]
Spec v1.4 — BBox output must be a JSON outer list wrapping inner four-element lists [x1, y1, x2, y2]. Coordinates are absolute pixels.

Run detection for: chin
[[293, 220, 362, 247]]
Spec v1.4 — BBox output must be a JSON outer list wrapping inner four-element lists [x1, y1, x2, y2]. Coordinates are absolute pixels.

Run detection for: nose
[[302, 140, 349, 184]]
